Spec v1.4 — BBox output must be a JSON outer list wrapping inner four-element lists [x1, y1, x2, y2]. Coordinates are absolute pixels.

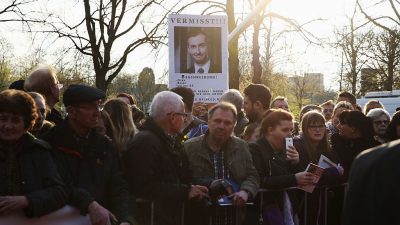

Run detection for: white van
[[357, 90, 400, 116]]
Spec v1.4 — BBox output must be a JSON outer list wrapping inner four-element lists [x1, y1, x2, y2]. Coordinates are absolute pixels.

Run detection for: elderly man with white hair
[[122, 91, 208, 225]]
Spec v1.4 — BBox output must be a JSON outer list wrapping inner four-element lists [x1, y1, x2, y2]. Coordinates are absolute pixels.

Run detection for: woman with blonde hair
[[104, 98, 137, 155]]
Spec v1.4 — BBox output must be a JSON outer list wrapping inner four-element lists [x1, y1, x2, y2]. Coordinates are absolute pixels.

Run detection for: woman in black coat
[[249, 109, 315, 225], [329, 110, 379, 225], [0, 89, 66, 217], [331, 110, 380, 180]]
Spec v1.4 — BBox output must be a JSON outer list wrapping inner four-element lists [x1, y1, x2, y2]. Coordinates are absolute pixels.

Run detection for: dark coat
[[294, 136, 344, 225], [330, 133, 380, 180], [42, 120, 134, 224], [45, 108, 63, 125], [294, 136, 343, 185], [122, 118, 191, 225], [249, 138, 303, 213], [0, 133, 67, 217], [342, 140, 400, 225]]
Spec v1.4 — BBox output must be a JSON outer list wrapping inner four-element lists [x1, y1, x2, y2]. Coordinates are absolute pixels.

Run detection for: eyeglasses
[[38, 108, 46, 116], [374, 120, 389, 125], [168, 112, 190, 118], [323, 109, 333, 113], [308, 125, 326, 130]]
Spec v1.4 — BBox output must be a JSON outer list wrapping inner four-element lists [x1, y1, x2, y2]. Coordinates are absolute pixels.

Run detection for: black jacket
[[122, 118, 190, 225], [46, 108, 63, 125], [0, 133, 67, 217], [249, 138, 303, 212], [331, 133, 380, 180], [343, 140, 400, 225], [42, 120, 135, 224]]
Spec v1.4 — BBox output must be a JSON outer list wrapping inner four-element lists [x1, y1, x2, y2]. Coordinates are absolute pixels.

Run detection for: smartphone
[[285, 137, 293, 150]]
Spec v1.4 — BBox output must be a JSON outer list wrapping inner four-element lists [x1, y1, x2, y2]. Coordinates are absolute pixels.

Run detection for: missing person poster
[[168, 14, 228, 103]]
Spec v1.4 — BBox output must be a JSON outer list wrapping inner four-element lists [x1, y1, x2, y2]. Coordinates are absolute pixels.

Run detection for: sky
[[0, 0, 392, 91]]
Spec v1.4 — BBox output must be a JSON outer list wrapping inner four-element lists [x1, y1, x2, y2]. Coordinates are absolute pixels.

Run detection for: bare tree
[[289, 75, 311, 109], [357, 0, 400, 91], [245, 0, 321, 85], [364, 29, 400, 91], [334, 6, 372, 95], [38, 0, 189, 92], [0, 0, 41, 24]]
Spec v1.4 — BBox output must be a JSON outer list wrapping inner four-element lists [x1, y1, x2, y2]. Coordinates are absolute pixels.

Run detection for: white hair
[[149, 91, 183, 120], [366, 108, 391, 120], [220, 89, 243, 110]]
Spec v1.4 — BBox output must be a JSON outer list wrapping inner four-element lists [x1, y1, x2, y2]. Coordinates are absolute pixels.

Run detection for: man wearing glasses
[[43, 84, 135, 225], [320, 100, 335, 122], [123, 91, 208, 225], [24, 66, 64, 125]]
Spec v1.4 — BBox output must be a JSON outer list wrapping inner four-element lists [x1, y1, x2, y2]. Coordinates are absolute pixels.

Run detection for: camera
[[204, 179, 234, 206]]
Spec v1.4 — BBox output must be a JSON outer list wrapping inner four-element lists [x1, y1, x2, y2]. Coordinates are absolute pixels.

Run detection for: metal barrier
[[136, 183, 348, 225], [258, 183, 348, 225]]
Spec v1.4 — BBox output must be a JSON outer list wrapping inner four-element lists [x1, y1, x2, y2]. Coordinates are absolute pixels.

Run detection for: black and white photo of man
[[185, 30, 220, 73]]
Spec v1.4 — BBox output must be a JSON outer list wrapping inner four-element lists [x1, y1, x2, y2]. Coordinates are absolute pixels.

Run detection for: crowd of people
[[1, 65, 400, 225]]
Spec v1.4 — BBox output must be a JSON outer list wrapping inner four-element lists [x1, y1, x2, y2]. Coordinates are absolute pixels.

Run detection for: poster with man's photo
[[168, 14, 228, 103]]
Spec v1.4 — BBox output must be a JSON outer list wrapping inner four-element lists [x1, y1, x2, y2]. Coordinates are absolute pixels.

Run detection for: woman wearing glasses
[[294, 111, 343, 225], [366, 108, 391, 144]]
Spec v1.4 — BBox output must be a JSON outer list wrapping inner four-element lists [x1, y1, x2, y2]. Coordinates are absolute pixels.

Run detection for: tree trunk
[[350, 20, 357, 95], [251, 8, 263, 84], [95, 70, 107, 93], [227, 0, 240, 89], [385, 32, 396, 91]]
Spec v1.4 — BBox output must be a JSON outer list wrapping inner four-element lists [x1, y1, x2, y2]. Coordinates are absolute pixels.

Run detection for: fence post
[[304, 192, 308, 225], [150, 201, 154, 225], [324, 186, 328, 225], [181, 204, 185, 225], [259, 191, 264, 225]]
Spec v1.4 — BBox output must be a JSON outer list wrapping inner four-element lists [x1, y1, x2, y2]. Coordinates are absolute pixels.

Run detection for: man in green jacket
[[184, 102, 259, 225]]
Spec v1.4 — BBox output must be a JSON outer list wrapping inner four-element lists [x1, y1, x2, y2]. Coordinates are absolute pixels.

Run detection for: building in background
[[304, 73, 324, 92]]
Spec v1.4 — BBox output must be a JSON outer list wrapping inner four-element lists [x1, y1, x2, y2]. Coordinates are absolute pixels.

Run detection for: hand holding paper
[[298, 163, 324, 193]]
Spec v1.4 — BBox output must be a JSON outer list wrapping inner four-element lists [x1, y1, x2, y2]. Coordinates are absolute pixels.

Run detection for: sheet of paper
[[318, 154, 337, 169]]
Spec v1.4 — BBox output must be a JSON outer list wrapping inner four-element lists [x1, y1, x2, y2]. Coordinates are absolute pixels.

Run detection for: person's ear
[[66, 106, 76, 119], [254, 100, 264, 111], [267, 126, 274, 135]]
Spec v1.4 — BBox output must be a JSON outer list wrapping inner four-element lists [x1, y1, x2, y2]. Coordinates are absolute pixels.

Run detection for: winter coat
[[122, 118, 191, 225], [42, 120, 135, 224], [0, 133, 67, 217], [249, 138, 303, 213], [184, 133, 259, 197]]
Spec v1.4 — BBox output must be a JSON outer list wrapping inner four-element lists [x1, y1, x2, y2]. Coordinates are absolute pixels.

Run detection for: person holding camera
[[249, 109, 314, 225], [184, 102, 259, 225]]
